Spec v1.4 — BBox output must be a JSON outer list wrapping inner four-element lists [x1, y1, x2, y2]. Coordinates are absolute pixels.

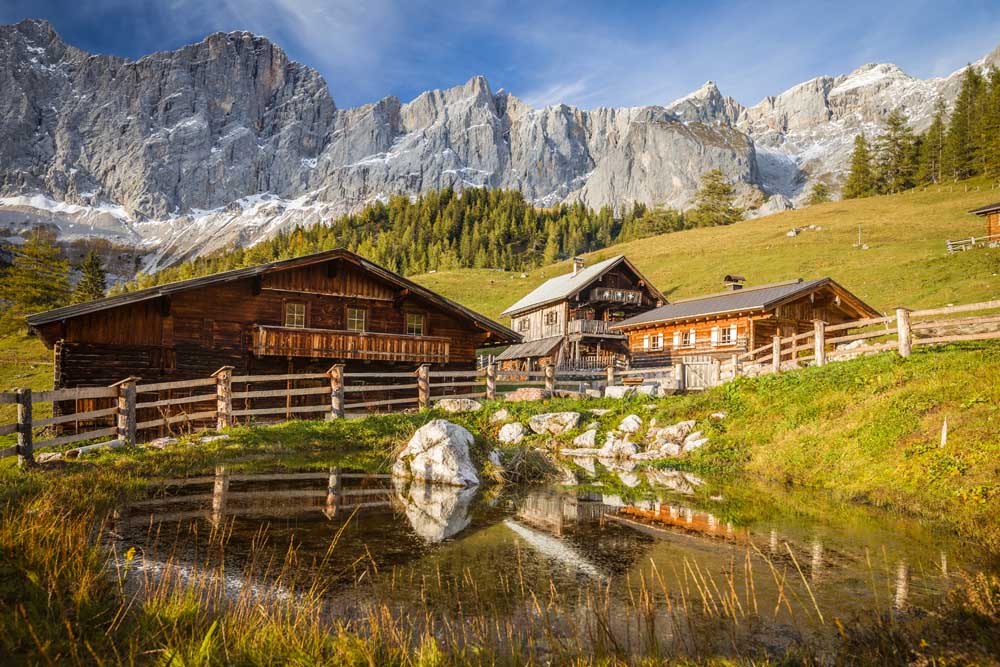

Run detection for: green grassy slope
[[414, 180, 1000, 320]]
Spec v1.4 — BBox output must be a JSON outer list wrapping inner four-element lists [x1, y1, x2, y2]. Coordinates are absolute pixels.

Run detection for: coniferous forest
[[844, 65, 1000, 198]]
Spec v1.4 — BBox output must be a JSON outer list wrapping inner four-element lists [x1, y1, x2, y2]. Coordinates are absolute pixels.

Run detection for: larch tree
[[0, 232, 71, 333], [72, 251, 108, 303]]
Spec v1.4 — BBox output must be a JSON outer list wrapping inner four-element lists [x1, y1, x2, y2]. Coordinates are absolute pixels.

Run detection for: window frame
[[682, 330, 696, 348], [517, 318, 531, 333], [346, 307, 367, 333], [284, 301, 307, 329], [719, 325, 735, 345], [650, 332, 664, 351], [405, 312, 425, 337]]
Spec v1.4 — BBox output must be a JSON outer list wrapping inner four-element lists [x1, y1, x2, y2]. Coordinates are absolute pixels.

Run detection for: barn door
[[683, 356, 719, 390]]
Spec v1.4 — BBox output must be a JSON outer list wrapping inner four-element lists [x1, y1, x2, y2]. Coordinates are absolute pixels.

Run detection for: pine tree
[[917, 98, 947, 184], [0, 233, 71, 333], [686, 170, 743, 227], [808, 182, 832, 205], [72, 251, 108, 303], [843, 134, 876, 199], [875, 109, 917, 193], [942, 66, 984, 181]]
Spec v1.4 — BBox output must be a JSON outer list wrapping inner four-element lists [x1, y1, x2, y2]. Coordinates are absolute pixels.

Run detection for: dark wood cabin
[[27, 249, 518, 395], [968, 201, 1000, 241], [496, 255, 665, 371], [611, 277, 880, 366]]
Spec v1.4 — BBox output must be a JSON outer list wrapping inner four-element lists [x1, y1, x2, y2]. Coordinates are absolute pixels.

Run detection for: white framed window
[[406, 313, 425, 336], [682, 330, 696, 348], [651, 333, 664, 351], [284, 302, 306, 328], [720, 325, 736, 345], [347, 307, 366, 332]]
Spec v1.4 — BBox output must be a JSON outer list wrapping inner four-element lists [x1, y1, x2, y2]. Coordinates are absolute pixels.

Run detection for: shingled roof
[[612, 278, 880, 330], [26, 249, 518, 342]]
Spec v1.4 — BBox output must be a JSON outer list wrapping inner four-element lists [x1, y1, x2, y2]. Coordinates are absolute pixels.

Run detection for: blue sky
[[3, 0, 999, 109]]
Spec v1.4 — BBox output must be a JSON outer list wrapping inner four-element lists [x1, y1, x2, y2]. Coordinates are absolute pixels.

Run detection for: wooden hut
[[610, 277, 879, 366], [26, 249, 518, 391], [968, 201, 1000, 240]]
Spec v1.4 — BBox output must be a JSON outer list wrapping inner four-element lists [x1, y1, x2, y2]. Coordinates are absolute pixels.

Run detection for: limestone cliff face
[[0, 18, 996, 265]]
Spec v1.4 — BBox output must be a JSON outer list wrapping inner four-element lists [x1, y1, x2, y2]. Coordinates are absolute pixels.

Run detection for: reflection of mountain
[[392, 477, 477, 543]]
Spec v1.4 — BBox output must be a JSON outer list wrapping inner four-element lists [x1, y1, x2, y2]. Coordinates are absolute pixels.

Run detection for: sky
[[3, 0, 1000, 110]]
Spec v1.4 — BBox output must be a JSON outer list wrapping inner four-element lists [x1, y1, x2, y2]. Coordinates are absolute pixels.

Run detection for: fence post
[[813, 320, 827, 367], [606, 364, 617, 387], [674, 359, 686, 392], [111, 376, 139, 447], [486, 362, 497, 400], [416, 364, 430, 410], [544, 364, 556, 392], [15, 387, 32, 468], [896, 308, 913, 358], [730, 353, 741, 379], [772, 336, 782, 374], [212, 366, 234, 430], [711, 357, 721, 386], [327, 364, 345, 419], [327, 466, 343, 516]]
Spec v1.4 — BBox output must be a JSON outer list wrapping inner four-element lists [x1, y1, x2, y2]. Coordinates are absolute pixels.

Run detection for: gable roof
[[26, 249, 518, 342], [494, 336, 564, 361], [500, 255, 665, 317], [612, 278, 880, 330], [969, 201, 1000, 215]]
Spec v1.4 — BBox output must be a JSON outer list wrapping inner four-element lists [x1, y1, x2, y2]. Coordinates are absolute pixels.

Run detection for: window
[[347, 307, 366, 332], [682, 330, 696, 348], [544, 311, 559, 325], [517, 319, 530, 333], [284, 302, 306, 328], [651, 333, 664, 351], [406, 313, 425, 336], [719, 325, 735, 345]]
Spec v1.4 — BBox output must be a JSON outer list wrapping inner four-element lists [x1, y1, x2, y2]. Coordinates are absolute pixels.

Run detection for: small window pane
[[347, 308, 366, 332], [406, 313, 424, 336], [285, 302, 306, 328]]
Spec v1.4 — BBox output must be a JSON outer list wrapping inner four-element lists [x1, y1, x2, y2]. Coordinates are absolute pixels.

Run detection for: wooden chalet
[[26, 249, 518, 393], [496, 255, 665, 371], [610, 276, 879, 366]]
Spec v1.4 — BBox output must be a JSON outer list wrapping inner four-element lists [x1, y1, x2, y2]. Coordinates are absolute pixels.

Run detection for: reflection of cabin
[[968, 201, 1000, 241], [611, 276, 880, 366], [496, 256, 665, 371], [27, 249, 518, 392]]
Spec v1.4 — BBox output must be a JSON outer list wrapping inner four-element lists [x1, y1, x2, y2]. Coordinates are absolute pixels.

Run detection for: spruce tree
[[917, 98, 947, 184], [843, 134, 876, 199], [875, 109, 917, 193], [808, 182, 831, 205], [72, 251, 108, 303], [686, 169, 743, 227], [0, 233, 71, 333], [943, 66, 984, 181]]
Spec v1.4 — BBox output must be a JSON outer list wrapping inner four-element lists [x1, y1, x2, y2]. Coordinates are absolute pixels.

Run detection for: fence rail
[[3, 297, 998, 466]]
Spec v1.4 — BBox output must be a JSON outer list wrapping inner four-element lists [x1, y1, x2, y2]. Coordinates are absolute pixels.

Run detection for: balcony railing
[[566, 319, 626, 336], [252, 325, 450, 363], [589, 287, 644, 305], [630, 336, 749, 356]]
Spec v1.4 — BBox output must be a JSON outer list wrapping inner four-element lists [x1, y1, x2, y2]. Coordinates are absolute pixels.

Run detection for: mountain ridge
[[0, 18, 996, 270]]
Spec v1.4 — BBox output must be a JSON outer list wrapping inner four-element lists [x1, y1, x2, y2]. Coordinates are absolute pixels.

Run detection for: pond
[[111, 465, 995, 662]]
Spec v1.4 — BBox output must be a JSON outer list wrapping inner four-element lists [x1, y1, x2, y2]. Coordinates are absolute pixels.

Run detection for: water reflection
[[112, 468, 988, 661]]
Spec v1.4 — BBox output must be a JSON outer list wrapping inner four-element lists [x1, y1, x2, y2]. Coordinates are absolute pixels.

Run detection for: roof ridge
[[671, 278, 804, 304]]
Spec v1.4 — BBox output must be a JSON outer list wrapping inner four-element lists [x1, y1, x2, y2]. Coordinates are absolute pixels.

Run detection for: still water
[[112, 465, 994, 660]]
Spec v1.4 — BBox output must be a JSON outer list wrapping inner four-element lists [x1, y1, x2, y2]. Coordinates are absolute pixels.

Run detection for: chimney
[[572, 256, 585, 276], [723, 274, 746, 291]]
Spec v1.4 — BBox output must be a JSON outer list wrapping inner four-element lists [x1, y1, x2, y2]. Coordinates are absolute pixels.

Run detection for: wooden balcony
[[252, 325, 450, 363], [566, 319, 626, 338], [588, 287, 644, 306]]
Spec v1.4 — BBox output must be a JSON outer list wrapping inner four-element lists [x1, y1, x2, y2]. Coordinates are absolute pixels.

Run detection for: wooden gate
[[683, 356, 719, 390]]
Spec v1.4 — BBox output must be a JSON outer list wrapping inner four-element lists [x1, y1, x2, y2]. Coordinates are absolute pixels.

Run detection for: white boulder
[[393, 419, 479, 487], [634, 383, 658, 396], [604, 385, 635, 399], [199, 435, 230, 443], [393, 477, 476, 542], [589, 408, 612, 416], [437, 398, 482, 413], [490, 408, 510, 423], [147, 437, 179, 449], [618, 414, 643, 434], [573, 429, 598, 447], [659, 420, 697, 443], [599, 432, 638, 458], [528, 412, 581, 435], [498, 422, 526, 445], [710, 411, 727, 420]]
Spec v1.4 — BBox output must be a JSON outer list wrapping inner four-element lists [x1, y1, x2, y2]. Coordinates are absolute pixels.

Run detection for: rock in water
[[436, 398, 481, 413], [393, 477, 476, 542], [528, 412, 581, 435], [573, 429, 598, 447], [393, 419, 479, 487], [498, 422, 526, 445]]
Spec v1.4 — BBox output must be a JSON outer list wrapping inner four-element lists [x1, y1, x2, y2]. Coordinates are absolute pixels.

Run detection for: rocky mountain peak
[[666, 80, 744, 126]]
